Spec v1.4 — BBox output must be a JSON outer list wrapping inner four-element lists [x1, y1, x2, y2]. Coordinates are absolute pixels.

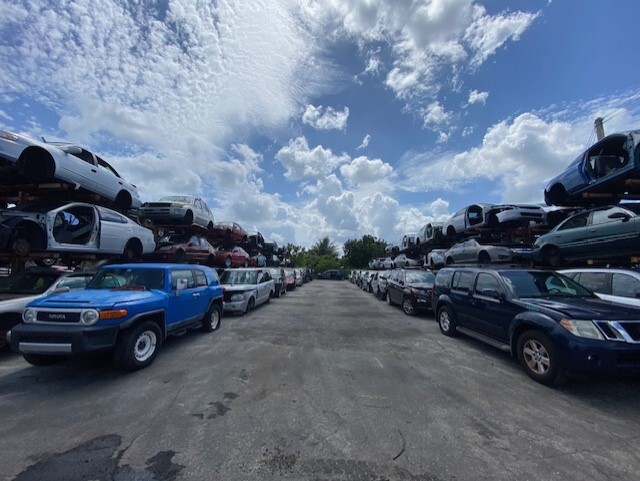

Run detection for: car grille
[[145, 203, 172, 208], [595, 321, 640, 343], [36, 311, 81, 323]]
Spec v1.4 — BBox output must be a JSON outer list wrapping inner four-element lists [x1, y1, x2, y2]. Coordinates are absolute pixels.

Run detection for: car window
[[558, 212, 589, 230], [500, 271, 590, 298], [0, 273, 59, 294], [591, 207, 629, 225], [474, 273, 502, 296], [96, 157, 121, 177], [97, 206, 128, 223], [612, 273, 640, 298], [57, 276, 91, 290], [171, 269, 195, 290], [194, 270, 208, 287], [189, 235, 200, 245], [452, 271, 474, 292], [575, 272, 607, 292]]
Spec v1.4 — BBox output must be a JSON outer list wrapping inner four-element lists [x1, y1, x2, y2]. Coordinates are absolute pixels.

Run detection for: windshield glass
[[0, 272, 59, 294], [158, 234, 187, 244], [159, 195, 192, 203], [500, 271, 592, 298], [406, 271, 436, 283], [219, 270, 257, 285], [88, 268, 165, 290]]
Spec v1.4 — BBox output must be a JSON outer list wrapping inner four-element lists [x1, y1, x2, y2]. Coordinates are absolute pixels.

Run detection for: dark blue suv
[[432, 267, 640, 385]]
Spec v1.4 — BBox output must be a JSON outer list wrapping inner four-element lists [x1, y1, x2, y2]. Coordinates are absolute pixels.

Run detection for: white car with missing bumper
[[219, 268, 274, 315], [0, 130, 141, 209]]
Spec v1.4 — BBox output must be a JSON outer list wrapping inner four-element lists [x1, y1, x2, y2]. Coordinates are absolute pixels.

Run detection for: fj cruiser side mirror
[[176, 278, 188, 293]]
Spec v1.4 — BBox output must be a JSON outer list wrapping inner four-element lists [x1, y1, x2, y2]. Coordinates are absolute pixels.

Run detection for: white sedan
[[0, 130, 141, 209], [0, 202, 156, 258]]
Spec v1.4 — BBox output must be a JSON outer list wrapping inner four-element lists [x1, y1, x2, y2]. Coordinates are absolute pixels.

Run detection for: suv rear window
[[452, 271, 474, 292]]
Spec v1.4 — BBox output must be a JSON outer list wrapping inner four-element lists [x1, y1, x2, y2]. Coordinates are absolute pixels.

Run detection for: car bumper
[[552, 328, 640, 377], [413, 297, 433, 312], [223, 299, 248, 313], [8, 322, 119, 355]]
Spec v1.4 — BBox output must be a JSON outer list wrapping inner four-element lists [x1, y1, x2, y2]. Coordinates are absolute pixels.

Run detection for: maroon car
[[151, 234, 217, 265], [213, 246, 250, 268], [208, 221, 248, 246]]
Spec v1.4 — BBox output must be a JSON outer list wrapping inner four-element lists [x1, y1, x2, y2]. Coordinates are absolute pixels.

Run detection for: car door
[[550, 211, 591, 257], [387, 270, 400, 303], [96, 206, 130, 253], [468, 272, 515, 340], [168, 269, 201, 324], [449, 270, 475, 325], [49, 204, 100, 253], [95, 156, 122, 201], [192, 269, 211, 313], [610, 272, 640, 306], [193, 199, 205, 227], [587, 207, 639, 255], [60, 148, 99, 192]]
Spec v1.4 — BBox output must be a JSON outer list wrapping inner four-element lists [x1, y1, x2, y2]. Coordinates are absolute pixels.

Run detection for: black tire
[[115, 190, 132, 210], [122, 240, 142, 261], [402, 297, 415, 316], [23, 353, 65, 366], [113, 321, 162, 371], [446, 226, 456, 238], [19, 152, 55, 182], [201, 304, 222, 332], [437, 305, 458, 337], [35, 258, 55, 267], [376, 288, 381, 299], [245, 298, 255, 315], [207, 221, 214, 230], [478, 251, 490, 264], [544, 184, 568, 206], [174, 249, 187, 263], [445, 256, 454, 266], [184, 210, 194, 225], [386, 291, 394, 306], [516, 330, 564, 385], [224, 256, 232, 268]]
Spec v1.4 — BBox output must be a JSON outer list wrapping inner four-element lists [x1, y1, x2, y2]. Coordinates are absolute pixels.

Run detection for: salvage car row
[[1, 264, 312, 368], [352, 266, 640, 386]]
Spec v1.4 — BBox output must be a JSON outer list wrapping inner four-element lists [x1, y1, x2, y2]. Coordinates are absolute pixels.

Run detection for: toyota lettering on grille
[[48, 314, 67, 320]]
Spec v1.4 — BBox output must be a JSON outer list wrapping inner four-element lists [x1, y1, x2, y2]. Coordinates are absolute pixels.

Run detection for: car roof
[[102, 263, 212, 270]]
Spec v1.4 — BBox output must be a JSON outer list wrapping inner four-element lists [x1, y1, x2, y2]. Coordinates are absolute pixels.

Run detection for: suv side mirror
[[54, 286, 71, 294], [482, 288, 501, 300]]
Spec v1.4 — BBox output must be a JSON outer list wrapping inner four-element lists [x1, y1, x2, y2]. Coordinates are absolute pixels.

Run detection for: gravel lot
[[1, 279, 640, 481]]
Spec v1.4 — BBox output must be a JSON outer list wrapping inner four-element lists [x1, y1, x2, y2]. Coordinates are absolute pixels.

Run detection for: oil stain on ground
[[14, 434, 184, 481]]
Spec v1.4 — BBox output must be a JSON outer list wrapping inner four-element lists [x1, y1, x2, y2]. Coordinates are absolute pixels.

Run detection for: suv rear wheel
[[437, 305, 458, 337]]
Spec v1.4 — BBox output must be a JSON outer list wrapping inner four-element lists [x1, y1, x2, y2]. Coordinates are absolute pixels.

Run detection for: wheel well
[[478, 250, 490, 261], [12, 221, 46, 252], [446, 226, 456, 237], [446, 256, 454, 265], [115, 190, 132, 209], [125, 238, 143, 257], [510, 324, 537, 357], [124, 313, 166, 340], [18, 147, 55, 176]]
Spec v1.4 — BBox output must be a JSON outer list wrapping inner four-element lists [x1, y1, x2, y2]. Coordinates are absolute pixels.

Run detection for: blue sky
[[1, 0, 639, 249]]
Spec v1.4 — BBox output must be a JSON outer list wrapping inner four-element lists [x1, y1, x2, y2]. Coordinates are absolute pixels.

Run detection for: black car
[[317, 269, 343, 280], [386, 268, 436, 315], [432, 267, 640, 385]]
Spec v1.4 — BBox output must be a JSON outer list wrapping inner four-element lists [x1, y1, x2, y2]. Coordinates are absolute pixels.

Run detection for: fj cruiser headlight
[[23, 308, 35, 323], [230, 293, 245, 302], [559, 319, 604, 340], [81, 309, 100, 325]]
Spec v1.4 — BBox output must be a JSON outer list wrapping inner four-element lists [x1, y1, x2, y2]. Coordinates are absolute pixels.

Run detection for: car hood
[[518, 297, 640, 320], [27, 289, 164, 309], [0, 293, 42, 310]]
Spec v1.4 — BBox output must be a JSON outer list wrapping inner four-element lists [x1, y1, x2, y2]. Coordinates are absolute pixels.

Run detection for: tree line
[[286, 235, 387, 271]]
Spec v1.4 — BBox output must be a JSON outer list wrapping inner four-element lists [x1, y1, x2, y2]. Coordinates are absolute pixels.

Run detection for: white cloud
[[467, 89, 489, 105], [340, 156, 393, 184], [462, 126, 474, 137], [302, 104, 350, 131], [276, 137, 350, 180], [423, 101, 453, 128], [464, 6, 539, 68], [357, 133, 371, 149]]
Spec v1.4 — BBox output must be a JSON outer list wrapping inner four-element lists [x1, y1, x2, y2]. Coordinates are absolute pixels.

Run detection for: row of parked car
[[0, 263, 314, 367], [352, 264, 640, 385]]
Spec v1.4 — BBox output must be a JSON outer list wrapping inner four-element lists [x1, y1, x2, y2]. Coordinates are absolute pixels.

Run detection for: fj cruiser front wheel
[[113, 321, 162, 371]]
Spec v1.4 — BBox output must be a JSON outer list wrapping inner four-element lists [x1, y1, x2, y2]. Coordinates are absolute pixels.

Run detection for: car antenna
[[41, 136, 47, 143]]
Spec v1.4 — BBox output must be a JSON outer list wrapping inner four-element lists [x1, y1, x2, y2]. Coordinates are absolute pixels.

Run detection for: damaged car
[[444, 239, 515, 265], [150, 234, 217, 265], [544, 130, 640, 206], [416, 222, 443, 245], [0, 202, 156, 259], [0, 130, 141, 209], [139, 195, 214, 229]]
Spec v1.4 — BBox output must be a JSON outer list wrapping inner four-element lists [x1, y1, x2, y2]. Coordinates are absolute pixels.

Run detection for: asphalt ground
[[1, 280, 640, 481]]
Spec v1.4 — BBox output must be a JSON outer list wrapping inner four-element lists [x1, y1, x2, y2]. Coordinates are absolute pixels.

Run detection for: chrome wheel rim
[[439, 311, 450, 332], [522, 340, 550, 375], [134, 331, 157, 362]]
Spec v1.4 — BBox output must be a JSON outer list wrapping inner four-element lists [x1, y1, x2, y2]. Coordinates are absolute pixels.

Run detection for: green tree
[[343, 235, 387, 268], [310, 237, 339, 257]]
